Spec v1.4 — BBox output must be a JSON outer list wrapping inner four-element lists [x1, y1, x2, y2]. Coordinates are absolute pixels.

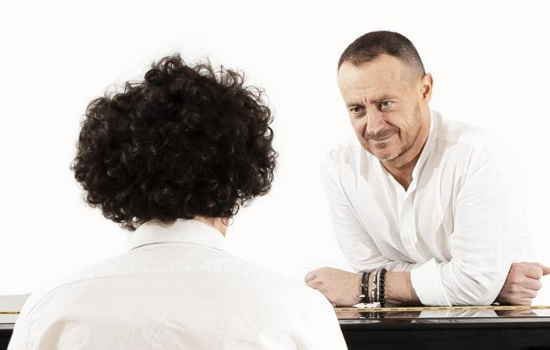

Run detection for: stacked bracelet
[[379, 268, 387, 307], [371, 272, 378, 303], [361, 269, 387, 306], [360, 272, 370, 304]]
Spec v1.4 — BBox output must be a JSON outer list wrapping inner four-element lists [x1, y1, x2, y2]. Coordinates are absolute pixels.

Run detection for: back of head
[[72, 54, 277, 231], [338, 30, 425, 77]]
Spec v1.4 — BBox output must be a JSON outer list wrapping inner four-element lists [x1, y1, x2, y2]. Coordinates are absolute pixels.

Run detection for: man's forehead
[[338, 56, 409, 85], [337, 56, 414, 102]]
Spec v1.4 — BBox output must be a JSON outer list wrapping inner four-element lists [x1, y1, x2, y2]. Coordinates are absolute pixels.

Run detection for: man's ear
[[420, 73, 433, 103]]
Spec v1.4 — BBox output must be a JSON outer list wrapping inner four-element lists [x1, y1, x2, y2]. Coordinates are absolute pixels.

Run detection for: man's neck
[[194, 216, 228, 236], [382, 153, 421, 191], [382, 116, 431, 191]]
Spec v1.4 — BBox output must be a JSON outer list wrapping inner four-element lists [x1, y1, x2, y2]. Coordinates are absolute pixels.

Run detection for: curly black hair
[[72, 54, 276, 231]]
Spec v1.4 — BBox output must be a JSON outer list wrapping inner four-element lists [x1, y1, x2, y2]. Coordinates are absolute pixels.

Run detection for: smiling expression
[[338, 54, 432, 165]]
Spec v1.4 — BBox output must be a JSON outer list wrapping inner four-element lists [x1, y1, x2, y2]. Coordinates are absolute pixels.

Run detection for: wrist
[[385, 271, 420, 305], [353, 273, 363, 304]]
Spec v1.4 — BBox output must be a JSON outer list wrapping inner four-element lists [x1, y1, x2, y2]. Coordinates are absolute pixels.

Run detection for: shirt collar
[[411, 109, 438, 182], [128, 219, 226, 251]]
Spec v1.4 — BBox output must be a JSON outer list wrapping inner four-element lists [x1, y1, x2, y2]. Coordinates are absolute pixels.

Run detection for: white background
[[1, 0, 549, 303]]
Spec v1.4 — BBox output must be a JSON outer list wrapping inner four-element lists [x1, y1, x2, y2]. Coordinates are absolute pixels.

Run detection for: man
[[306, 31, 549, 306], [9, 54, 347, 350]]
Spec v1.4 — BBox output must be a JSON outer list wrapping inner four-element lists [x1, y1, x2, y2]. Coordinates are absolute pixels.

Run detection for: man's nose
[[365, 109, 386, 136]]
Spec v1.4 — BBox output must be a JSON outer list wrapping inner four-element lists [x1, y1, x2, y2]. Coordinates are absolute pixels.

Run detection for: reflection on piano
[[2, 296, 550, 350]]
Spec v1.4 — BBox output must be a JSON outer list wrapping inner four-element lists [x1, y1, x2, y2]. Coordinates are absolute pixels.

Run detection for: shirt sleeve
[[321, 157, 412, 272], [8, 307, 30, 350], [410, 139, 526, 306]]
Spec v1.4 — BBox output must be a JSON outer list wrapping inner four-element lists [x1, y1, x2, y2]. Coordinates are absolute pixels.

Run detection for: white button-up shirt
[[323, 111, 533, 306], [9, 220, 347, 350]]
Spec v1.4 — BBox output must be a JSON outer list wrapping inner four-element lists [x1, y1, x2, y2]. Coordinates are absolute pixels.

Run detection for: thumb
[[304, 271, 316, 282], [533, 263, 550, 276]]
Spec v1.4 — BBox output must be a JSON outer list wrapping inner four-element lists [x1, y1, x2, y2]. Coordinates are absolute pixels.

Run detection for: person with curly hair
[[9, 54, 347, 350]]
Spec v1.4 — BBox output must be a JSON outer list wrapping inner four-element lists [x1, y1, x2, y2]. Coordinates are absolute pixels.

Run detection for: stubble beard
[[378, 130, 419, 162], [363, 119, 423, 163], [359, 128, 406, 161]]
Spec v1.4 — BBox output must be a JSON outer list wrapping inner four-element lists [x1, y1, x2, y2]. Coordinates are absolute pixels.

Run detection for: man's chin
[[361, 141, 398, 159], [366, 147, 400, 162], [377, 153, 399, 161]]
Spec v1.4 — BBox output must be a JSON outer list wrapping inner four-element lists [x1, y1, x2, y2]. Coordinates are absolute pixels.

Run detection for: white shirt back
[[9, 220, 347, 350]]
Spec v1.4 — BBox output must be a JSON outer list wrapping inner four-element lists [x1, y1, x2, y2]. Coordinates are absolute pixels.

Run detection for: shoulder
[[432, 111, 513, 168], [216, 255, 335, 313], [224, 260, 345, 347], [431, 112, 519, 188], [435, 111, 507, 153], [18, 253, 131, 318], [223, 255, 329, 300]]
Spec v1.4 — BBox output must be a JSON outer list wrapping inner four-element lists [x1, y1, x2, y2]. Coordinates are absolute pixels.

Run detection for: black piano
[[0, 296, 23, 350], [2, 296, 550, 350], [337, 306, 550, 350]]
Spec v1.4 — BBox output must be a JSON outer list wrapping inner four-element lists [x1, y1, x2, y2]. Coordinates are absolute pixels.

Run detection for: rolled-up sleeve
[[411, 140, 522, 306]]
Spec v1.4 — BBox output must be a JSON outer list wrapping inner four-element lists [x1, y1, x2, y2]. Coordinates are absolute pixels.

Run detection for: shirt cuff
[[410, 259, 451, 306]]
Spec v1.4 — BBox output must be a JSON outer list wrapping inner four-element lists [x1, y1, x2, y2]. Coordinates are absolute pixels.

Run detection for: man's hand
[[305, 267, 362, 306], [497, 262, 550, 305]]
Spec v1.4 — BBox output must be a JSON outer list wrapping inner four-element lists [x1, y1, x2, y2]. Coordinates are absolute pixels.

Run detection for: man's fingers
[[305, 267, 332, 282], [523, 278, 543, 291], [524, 264, 544, 279], [510, 287, 538, 303], [306, 280, 318, 289], [524, 288, 538, 299], [304, 271, 316, 282]]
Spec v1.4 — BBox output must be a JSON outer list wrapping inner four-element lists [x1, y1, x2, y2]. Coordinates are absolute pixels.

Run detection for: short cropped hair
[[338, 31, 425, 77], [72, 54, 276, 231]]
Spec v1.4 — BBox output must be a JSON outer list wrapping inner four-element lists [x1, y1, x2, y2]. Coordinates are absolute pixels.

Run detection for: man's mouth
[[369, 132, 395, 142]]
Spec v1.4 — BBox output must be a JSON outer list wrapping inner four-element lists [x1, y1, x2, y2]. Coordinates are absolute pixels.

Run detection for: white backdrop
[[1, 0, 549, 304]]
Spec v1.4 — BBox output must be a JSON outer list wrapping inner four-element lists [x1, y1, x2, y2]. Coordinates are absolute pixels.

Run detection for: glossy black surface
[[0, 326, 12, 350], [338, 307, 550, 320], [2, 307, 550, 350], [337, 309, 550, 350]]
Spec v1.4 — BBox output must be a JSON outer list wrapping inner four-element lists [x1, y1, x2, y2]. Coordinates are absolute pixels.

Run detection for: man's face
[[337, 55, 431, 163]]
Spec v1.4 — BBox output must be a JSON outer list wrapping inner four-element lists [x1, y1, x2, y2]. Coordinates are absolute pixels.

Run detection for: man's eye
[[350, 106, 363, 115], [380, 101, 393, 110]]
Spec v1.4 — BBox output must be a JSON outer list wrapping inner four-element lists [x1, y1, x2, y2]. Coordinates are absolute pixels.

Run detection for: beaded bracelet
[[378, 270, 383, 303], [379, 268, 387, 307]]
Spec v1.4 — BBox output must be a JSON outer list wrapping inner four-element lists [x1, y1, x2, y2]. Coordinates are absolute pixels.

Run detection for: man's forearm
[[361, 270, 421, 305], [384, 272, 420, 305], [305, 267, 422, 307]]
